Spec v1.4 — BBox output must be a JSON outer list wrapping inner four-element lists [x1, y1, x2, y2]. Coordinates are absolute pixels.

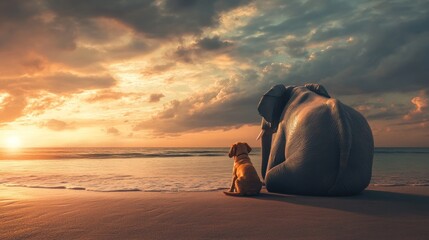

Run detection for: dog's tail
[[223, 191, 244, 197]]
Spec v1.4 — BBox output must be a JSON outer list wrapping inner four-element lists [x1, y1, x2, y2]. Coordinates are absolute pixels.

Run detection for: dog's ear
[[245, 143, 252, 153], [228, 144, 236, 158]]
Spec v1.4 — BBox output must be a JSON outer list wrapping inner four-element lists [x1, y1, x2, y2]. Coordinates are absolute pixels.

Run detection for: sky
[[0, 0, 428, 148]]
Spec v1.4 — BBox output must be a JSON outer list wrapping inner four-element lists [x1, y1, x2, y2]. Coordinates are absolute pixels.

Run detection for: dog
[[224, 142, 262, 196]]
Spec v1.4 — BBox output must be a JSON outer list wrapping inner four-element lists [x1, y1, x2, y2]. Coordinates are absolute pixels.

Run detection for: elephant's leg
[[265, 162, 307, 194], [266, 130, 286, 172], [260, 130, 272, 180], [265, 162, 321, 195], [265, 154, 336, 195]]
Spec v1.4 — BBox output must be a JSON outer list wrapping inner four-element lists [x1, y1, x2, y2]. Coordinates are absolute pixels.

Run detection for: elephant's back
[[283, 101, 341, 192], [340, 105, 374, 193], [285, 99, 341, 158]]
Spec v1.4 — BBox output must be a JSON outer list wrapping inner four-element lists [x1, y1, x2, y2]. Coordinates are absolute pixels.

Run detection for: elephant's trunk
[[259, 119, 273, 180]]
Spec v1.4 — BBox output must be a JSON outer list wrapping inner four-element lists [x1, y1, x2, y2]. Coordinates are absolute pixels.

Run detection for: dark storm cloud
[[293, 16, 429, 95], [262, 0, 353, 38], [232, 0, 429, 95], [0, 0, 40, 22], [173, 36, 233, 63], [284, 39, 308, 58], [46, 0, 252, 38], [197, 36, 232, 51], [366, 110, 406, 121], [1, 0, 251, 74]]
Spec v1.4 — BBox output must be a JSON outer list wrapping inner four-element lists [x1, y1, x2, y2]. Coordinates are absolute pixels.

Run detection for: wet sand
[[1, 186, 428, 239]]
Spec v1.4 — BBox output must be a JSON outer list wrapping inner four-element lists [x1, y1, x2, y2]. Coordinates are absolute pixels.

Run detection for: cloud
[[0, 73, 116, 124], [284, 38, 308, 58], [173, 36, 234, 63], [411, 95, 428, 114], [24, 94, 66, 116], [346, 100, 409, 121], [404, 91, 428, 120], [46, 0, 253, 38], [1, 73, 116, 94], [1, 0, 428, 146], [134, 77, 263, 134], [106, 127, 120, 136], [85, 90, 130, 103], [119, 0, 429, 136], [230, 0, 429, 95], [42, 119, 74, 131], [196, 36, 233, 51], [0, 0, 251, 76], [141, 63, 176, 76], [366, 108, 407, 121], [148, 93, 165, 103], [0, 94, 27, 124], [42, 73, 116, 94]]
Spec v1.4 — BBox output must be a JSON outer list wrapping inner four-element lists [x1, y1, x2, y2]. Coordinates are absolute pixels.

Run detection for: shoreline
[[1, 186, 428, 239], [1, 183, 429, 193]]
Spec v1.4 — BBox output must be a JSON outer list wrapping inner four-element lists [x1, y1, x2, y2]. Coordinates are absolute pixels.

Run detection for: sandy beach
[[1, 186, 428, 240]]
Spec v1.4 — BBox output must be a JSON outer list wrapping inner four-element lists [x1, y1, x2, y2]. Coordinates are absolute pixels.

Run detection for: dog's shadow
[[252, 188, 429, 217]]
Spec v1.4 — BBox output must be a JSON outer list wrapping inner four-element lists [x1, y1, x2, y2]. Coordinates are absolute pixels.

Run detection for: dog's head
[[228, 142, 252, 158]]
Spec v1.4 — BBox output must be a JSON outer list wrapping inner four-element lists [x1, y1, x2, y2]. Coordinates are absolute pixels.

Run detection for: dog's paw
[[223, 191, 242, 196]]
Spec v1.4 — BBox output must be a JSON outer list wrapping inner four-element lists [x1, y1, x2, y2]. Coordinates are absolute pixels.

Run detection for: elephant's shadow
[[253, 188, 429, 217]]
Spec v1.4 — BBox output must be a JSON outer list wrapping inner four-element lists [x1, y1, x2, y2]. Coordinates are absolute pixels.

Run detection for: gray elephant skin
[[257, 84, 374, 196]]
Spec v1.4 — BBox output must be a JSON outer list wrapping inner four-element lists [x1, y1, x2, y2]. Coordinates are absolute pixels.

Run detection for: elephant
[[257, 83, 374, 196]]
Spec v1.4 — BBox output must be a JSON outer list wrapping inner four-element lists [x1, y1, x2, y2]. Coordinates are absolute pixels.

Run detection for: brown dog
[[224, 142, 262, 196]]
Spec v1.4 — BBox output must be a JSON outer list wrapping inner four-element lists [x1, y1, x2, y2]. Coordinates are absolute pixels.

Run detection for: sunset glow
[[3, 136, 22, 149], [0, 1, 428, 147]]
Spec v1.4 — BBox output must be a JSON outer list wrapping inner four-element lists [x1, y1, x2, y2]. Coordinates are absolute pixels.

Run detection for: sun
[[4, 136, 22, 149]]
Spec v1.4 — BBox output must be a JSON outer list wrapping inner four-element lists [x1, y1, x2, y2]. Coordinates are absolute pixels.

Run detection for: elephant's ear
[[257, 84, 294, 132], [305, 83, 331, 98]]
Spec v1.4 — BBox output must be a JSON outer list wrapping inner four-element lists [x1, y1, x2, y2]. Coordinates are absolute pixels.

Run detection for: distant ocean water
[[0, 147, 428, 192]]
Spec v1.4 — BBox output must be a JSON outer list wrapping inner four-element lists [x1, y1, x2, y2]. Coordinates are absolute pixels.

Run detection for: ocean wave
[[4, 184, 67, 189], [372, 183, 429, 187], [2, 147, 428, 160], [0, 148, 243, 160], [374, 148, 429, 154], [372, 183, 407, 187], [1, 183, 231, 192], [77, 152, 226, 159], [3, 183, 429, 194], [3, 180, 428, 193], [86, 188, 142, 192]]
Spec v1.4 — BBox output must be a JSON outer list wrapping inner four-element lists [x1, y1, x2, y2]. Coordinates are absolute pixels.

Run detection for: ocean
[[0, 147, 428, 192]]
